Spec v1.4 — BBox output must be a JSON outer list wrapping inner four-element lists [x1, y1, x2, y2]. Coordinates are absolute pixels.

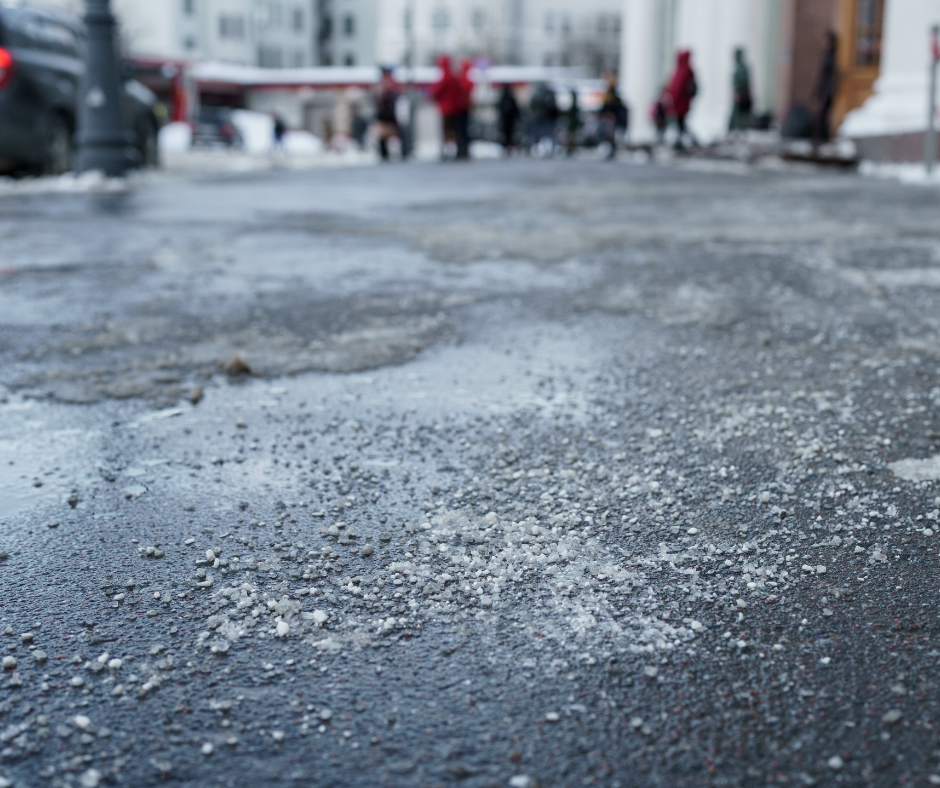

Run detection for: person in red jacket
[[666, 49, 698, 150], [431, 55, 462, 160]]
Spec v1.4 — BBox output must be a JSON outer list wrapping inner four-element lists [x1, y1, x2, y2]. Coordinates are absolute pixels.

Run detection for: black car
[[191, 106, 243, 149], [0, 3, 160, 175]]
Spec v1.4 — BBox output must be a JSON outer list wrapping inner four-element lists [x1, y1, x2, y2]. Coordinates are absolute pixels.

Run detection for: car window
[[4, 10, 82, 57]]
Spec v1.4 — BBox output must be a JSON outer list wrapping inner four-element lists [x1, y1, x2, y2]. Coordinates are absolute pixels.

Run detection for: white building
[[314, 0, 621, 74], [841, 0, 940, 161], [39, 0, 315, 67], [620, 0, 782, 143]]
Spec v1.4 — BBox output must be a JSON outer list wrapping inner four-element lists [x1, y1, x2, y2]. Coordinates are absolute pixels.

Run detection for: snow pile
[[231, 109, 274, 154], [157, 122, 192, 153], [859, 160, 940, 186], [0, 170, 133, 196]]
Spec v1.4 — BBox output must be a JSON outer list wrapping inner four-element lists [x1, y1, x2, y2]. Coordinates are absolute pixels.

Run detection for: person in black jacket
[[374, 67, 400, 161], [498, 84, 521, 154], [815, 31, 838, 144]]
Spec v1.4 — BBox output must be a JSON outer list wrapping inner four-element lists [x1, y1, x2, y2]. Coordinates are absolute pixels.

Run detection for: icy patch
[[659, 283, 740, 328], [888, 455, 940, 482]]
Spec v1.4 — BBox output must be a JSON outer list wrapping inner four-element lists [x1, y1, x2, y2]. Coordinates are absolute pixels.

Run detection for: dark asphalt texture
[[1, 159, 940, 788]]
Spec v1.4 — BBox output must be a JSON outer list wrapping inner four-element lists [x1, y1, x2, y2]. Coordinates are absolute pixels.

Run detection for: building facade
[[313, 0, 621, 75], [619, 0, 898, 145], [40, 0, 314, 67], [841, 0, 940, 161]]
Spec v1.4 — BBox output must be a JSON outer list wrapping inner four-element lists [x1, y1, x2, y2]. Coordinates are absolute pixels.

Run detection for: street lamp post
[[926, 24, 939, 175], [75, 0, 139, 176]]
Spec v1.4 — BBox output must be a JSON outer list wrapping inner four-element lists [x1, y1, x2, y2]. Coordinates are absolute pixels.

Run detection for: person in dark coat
[[431, 55, 462, 159], [651, 86, 669, 144], [374, 68, 400, 161], [497, 83, 520, 153], [815, 31, 838, 144], [272, 114, 286, 151], [599, 74, 626, 159], [666, 49, 697, 150], [565, 90, 581, 156], [454, 59, 474, 160], [530, 83, 559, 154], [729, 48, 752, 132]]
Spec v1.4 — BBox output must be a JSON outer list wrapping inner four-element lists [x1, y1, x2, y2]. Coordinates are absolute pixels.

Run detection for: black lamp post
[[75, 0, 139, 176]]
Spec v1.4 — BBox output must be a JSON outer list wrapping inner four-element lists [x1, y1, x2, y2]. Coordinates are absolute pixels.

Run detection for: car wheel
[[43, 114, 73, 175], [138, 121, 159, 167]]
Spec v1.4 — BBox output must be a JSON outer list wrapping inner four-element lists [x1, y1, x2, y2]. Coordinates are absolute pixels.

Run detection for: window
[[256, 1, 282, 30], [344, 52, 355, 66], [403, 7, 412, 31], [471, 9, 484, 33], [183, 0, 194, 16], [612, 14, 621, 34], [597, 14, 607, 34], [543, 53, 553, 66], [560, 14, 570, 35], [184, 35, 197, 49], [431, 7, 449, 31], [292, 49, 305, 66], [258, 44, 283, 67], [293, 7, 304, 31], [544, 12, 554, 34], [219, 15, 245, 39], [343, 14, 355, 36], [854, 0, 884, 67]]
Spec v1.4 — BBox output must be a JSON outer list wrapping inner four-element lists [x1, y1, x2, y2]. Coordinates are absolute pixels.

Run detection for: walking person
[[650, 86, 669, 145], [431, 55, 462, 160], [666, 50, 698, 150], [565, 89, 581, 156], [728, 48, 753, 134], [272, 114, 287, 152], [814, 31, 838, 145], [497, 83, 521, 154], [599, 73, 626, 159], [374, 67, 400, 162], [530, 83, 559, 156], [454, 59, 474, 160]]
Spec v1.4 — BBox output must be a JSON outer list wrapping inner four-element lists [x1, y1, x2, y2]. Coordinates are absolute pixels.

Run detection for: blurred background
[[0, 0, 937, 174]]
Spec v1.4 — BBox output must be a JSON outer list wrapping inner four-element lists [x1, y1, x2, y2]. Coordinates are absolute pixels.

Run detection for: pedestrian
[[666, 49, 698, 150], [599, 73, 626, 159], [272, 113, 286, 152], [431, 55, 462, 160], [497, 83, 520, 154], [565, 89, 581, 156], [530, 83, 559, 155], [453, 59, 474, 160], [650, 86, 669, 145], [374, 67, 400, 162], [814, 31, 838, 144], [395, 89, 414, 160], [729, 47, 752, 133], [350, 105, 368, 150]]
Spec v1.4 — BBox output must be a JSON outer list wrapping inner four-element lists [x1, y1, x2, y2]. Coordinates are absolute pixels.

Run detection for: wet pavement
[[2, 159, 940, 787]]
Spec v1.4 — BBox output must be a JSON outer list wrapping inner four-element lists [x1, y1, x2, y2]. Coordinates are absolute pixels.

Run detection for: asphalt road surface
[[2, 158, 940, 788]]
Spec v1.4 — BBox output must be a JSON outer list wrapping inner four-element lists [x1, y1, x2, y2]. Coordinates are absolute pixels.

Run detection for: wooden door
[[833, 0, 884, 130]]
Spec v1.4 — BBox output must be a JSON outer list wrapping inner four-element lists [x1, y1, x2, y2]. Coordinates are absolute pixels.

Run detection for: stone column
[[621, 0, 665, 142]]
